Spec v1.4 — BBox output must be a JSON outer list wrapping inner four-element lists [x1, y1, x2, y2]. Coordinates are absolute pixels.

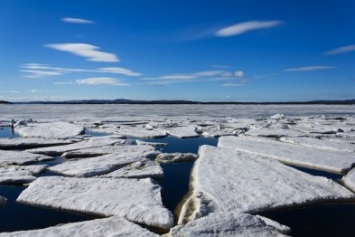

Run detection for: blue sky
[[0, 0, 354, 102]]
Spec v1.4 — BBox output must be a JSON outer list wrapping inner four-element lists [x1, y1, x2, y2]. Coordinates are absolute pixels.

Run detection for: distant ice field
[[0, 104, 354, 121]]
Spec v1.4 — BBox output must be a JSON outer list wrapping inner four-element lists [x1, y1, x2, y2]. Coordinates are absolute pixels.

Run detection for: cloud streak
[[215, 20, 282, 37], [76, 77, 129, 86], [61, 18, 94, 24], [324, 44, 355, 55], [285, 66, 336, 72], [45, 43, 119, 62], [98, 67, 141, 76]]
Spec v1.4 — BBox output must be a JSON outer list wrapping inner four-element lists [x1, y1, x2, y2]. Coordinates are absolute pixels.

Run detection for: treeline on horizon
[[1, 99, 355, 105]]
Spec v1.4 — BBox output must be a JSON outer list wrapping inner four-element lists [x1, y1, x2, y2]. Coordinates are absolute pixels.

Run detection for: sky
[[0, 0, 354, 102]]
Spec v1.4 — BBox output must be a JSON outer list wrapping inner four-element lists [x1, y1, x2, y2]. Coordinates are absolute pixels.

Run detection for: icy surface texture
[[17, 176, 174, 229], [218, 136, 355, 174], [0, 165, 47, 185], [0, 150, 53, 165], [169, 212, 290, 237], [166, 125, 198, 138], [14, 121, 84, 139], [156, 153, 198, 163], [0, 216, 159, 237], [342, 168, 355, 192], [179, 145, 354, 224], [0, 137, 73, 149]]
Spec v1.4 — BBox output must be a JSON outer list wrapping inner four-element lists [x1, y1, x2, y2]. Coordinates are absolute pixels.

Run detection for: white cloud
[[285, 66, 336, 72], [98, 67, 142, 76], [215, 20, 282, 37], [234, 70, 244, 78], [75, 77, 129, 86], [54, 81, 74, 85], [61, 18, 94, 24], [22, 70, 63, 78], [45, 43, 119, 62], [324, 44, 355, 55], [221, 82, 245, 87]]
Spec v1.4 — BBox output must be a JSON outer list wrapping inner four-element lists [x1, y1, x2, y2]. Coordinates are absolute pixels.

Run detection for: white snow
[[116, 126, 167, 138], [49, 150, 156, 177], [280, 137, 355, 153], [156, 153, 198, 163], [135, 140, 168, 146], [14, 121, 84, 139], [245, 127, 305, 138], [169, 212, 289, 237], [342, 168, 355, 192], [178, 145, 354, 224], [0, 150, 53, 165], [101, 159, 163, 179], [218, 136, 355, 174], [17, 176, 174, 229], [166, 125, 198, 138], [0, 216, 159, 237], [0, 165, 47, 185], [0, 137, 73, 149]]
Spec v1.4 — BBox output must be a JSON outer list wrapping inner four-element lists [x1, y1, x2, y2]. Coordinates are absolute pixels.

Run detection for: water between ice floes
[[1, 128, 355, 236]]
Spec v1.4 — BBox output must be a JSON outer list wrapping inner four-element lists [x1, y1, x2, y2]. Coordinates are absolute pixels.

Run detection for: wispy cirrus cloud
[[324, 44, 355, 55], [61, 17, 95, 24], [221, 82, 245, 87], [21, 69, 63, 78], [98, 67, 142, 76], [75, 77, 129, 86], [285, 66, 336, 72], [45, 43, 119, 62], [215, 20, 282, 37]]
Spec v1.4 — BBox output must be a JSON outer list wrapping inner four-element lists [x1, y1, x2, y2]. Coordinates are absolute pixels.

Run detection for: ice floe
[[14, 121, 84, 139], [156, 153, 198, 163], [166, 125, 198, 138], [342, 168, 355, 192], [0, 216, 159, 237], [17, 176, 174, 229], [0, 165, 47, 185], [101, 159, 163, 179], [0, 150, 53, 165], [49, 150, 156, 177], [280, 137, 355, 153], [27, 136, 124, 156], [218, 136, 355, 174], [245, 127, 305, 138], [0, 137, 73, 150], [178, 145, 354, 224], [169, 212, 289, 237], [116, 126, 167, 138]]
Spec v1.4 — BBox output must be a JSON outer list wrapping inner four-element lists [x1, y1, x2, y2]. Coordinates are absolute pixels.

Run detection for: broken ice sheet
[[156, 152, 198, 163], [49, 149, 156, 177], [0, 164, 47, 185], [14, 121, 84, 139], [0, 216, 159, 237], [101, 158, 163, 179], [0, 137, 73, 150], [17, 176, 174, 229], [342, 168, 355, 193], [115, 126, 167, 138], [0, 150, 53, 165], [218, 136, 355, 174], [179, 145, 354, 224], [169, 212, 290, 237], [166, 125, 198, 138]]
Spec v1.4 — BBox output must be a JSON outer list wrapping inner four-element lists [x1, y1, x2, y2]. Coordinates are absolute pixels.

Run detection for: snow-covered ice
[[49, 150, 156, 177], [0, 150, 53, 165], [342, 168, 355, 192], [178, 145, 354, 224], [280, 137, 355, 153], [17, 176, 174, 229], [218, 136, 355, 174], [14, 121, 84, 139], [156, 153, 198, 163], [101, 159, 163, 179], [0, 137, 73, 149], [169, 212, 289, 237], [166, 125, 198, 138], [116, 126, 167, 138], [0, 216, 159, 237], [245, 127, 305, 138], [0, 165, 47, 185]]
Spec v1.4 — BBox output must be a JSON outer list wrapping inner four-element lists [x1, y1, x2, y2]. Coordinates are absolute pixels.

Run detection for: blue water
[[0, 127, 20, 139]]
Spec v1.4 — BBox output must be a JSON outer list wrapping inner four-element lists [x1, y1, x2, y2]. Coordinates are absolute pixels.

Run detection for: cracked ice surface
[[0, 165, 47, 185], [0, 216, 159, 237], [0, 150, 53, 165], [218, 136, 355, 174], [115, 126, 167, 138], [17, 176, 174, 229], [178, 145, 354, 224], [14, 122, 84, 139], [166, 125, 198, 138], [169, 212, 290, 237], [101, 159, 163, 179], [342, 168, 355, 192], [0, 137, 73, 150], [49, 149, 156, 177]]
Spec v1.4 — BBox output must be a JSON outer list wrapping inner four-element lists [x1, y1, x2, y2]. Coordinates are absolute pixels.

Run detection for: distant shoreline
[[2, 99, 355, 105]]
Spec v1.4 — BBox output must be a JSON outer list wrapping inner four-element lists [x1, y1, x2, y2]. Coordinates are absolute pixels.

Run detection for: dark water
[[288, 165, 343, 180], [0, 127, 20, 139]]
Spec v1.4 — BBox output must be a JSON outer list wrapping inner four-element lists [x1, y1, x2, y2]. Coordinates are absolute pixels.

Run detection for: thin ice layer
[[166, 125, 198, 138], [170, 212, 289, 237], [17, 176, 174, 229], [0, 137, 73, 149], [14, 122, 84, 139], [179, 145, 354, 224], [342, 168, 355, 192], [0, 150, 53, 165], [0, 216, 159, 237], [218, 136, 355, 174]]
